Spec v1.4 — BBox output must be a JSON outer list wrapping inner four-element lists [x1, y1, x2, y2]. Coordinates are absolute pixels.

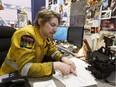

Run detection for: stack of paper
[[53, 57, 97, 87], [33, 79, 56, 87]]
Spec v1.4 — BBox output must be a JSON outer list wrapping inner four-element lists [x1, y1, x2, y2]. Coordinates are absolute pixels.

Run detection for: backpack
[[86, 46, 116, 85]]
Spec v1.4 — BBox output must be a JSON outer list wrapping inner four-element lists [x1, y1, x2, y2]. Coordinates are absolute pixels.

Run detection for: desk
[[28, 56, 116, 87], [28, 71, 115, 87], [0, 70, 115, 87], [28, 77, 97, 87], [0, 72, 115, 87], [0, 56, 115, 87]]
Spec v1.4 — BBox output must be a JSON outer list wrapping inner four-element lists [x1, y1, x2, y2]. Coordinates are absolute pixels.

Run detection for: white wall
[[2, 0, 31, 8], [0, 0, 31, 24]]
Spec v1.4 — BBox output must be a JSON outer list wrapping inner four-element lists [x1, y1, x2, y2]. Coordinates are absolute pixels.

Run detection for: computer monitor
[[53, 26, 68, 40], [67, 26, 84, 49]]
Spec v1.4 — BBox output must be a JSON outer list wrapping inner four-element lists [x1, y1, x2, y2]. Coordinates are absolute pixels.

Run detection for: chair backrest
[[0, 26, 16, 67]]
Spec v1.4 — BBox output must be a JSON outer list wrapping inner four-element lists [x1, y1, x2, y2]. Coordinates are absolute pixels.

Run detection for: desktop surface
[[0, 63, 115, 87]]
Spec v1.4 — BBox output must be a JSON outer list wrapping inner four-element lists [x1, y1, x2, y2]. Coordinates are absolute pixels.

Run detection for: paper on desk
[[33, 79, 56, 87], [53, 57, 97, 87]]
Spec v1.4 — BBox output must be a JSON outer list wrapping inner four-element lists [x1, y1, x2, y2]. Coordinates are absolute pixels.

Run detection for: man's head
[[34, 9, 61, 28]]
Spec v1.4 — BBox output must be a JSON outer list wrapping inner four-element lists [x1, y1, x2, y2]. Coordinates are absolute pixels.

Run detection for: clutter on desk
[[54, 40, 79, 54], [86, 46, 116, 86], [54, 40, 87, 59], [98, 33, 116, 53]]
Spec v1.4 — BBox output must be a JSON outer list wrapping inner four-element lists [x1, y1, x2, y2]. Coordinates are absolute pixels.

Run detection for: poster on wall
[[70, 0, 86, 16], [70, 0, 86, 27], [17, 13, 28, 28], [84, 0, 101, 34], [102, 0, 116, 17], [102, 0, 110, 10], [46, 0, 70, 26], [101, 10, 111, 19], [110, 0, 116, 17], [70, 15, 85, 27], [100, 18, 116, 31]]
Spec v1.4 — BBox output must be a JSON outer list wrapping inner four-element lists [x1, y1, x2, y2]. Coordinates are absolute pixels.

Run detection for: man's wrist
[[60, 56, 65, 62], [52, 62, 55, 74]]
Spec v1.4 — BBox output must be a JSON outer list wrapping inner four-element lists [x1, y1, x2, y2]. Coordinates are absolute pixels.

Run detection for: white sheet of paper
[[33, 79, 56, 87], [90, 33, 100, 40], [92, 20, 99, 27], [54, 57, 97, 87]]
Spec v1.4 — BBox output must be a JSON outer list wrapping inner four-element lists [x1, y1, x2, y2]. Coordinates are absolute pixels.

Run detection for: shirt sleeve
[[8, 31, 53, 78], [45, 38, 64, 61]]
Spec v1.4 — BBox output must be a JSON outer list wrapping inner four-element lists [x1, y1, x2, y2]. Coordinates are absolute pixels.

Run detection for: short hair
[[34, 9, 61, 28]]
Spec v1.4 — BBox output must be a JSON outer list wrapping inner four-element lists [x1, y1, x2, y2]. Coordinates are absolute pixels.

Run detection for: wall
[[0, 0, 31, 26], [84, 0, 116, 51], [31, 0, 45, 25]]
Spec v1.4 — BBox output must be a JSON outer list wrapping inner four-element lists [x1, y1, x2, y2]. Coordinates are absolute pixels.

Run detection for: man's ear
[[38, 18, 42, 25]]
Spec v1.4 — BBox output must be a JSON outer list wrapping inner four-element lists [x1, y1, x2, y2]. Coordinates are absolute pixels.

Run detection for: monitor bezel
[[67, 26, 84, 49]]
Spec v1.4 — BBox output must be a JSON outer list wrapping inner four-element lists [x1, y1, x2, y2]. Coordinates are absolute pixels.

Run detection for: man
[[0, 9, 76, 78]]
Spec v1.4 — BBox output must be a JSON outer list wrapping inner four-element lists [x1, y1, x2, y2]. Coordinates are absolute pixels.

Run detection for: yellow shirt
[[0, 25, 63, 78]]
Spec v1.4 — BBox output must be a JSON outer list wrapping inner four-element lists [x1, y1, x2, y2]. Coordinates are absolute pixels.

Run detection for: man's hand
[[53, 62, 71, 75], [61, 57, 77, 76]]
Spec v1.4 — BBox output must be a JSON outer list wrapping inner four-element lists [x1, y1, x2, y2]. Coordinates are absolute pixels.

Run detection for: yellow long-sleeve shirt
[[0, 25, 63, 78]]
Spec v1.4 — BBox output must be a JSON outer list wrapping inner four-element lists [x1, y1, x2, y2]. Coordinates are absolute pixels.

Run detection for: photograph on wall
[[102, 0, 110, 10], [101, 10, 111, 19], [102, 0, 116, 17], [84, 29, 91, 34], [96, 27, 100, 33], [84, 19, 92, 34], [48, 0, 52, 5], [93, 10, 101, 20], [91, 27, 96, 33], [90, 27, 100, 33], [110, 0, 116, 17], [17, 13, 28, 28], [84, 26, 100, 34], [100, 18, 116, 31]]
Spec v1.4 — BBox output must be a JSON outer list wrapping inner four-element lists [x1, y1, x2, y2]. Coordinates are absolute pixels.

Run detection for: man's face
[[40, 17, 59, 38]]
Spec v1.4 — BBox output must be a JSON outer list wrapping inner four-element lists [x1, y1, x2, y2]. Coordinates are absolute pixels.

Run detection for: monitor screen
[[67, 27, 84, 49], [53, 26, 68, 40]]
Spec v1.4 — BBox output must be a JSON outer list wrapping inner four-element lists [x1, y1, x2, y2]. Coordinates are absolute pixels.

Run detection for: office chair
[[0, 26, 16, 67]]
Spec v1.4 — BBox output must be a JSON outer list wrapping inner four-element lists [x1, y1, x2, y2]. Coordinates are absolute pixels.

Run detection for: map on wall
[[17, 13, 28, 28]]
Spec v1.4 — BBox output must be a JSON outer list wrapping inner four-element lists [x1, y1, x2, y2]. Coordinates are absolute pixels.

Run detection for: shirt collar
[[34, 26, 45, 46]]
